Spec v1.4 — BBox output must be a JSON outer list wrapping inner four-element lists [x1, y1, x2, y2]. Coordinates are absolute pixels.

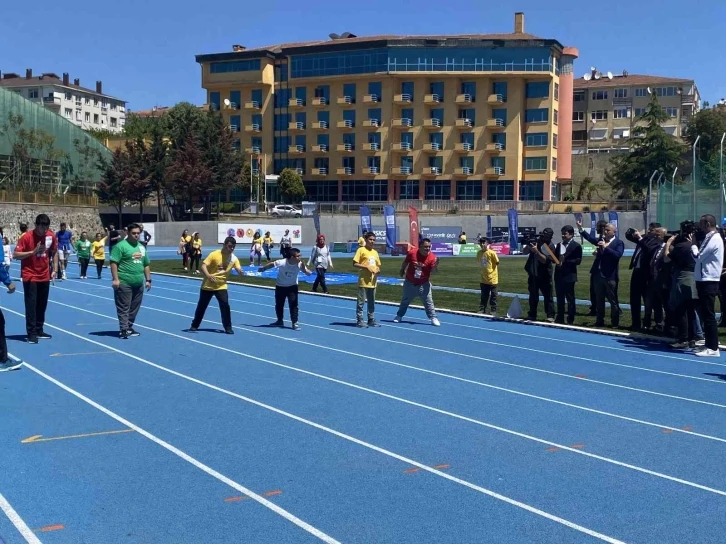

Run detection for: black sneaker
[[367, 320, 381, 327], [127, 329, 140, 337], [292, 323, 301, 331], [27, 336, 38, 344], [120, 330, 129, 339], [189, 325, 199, 332], [224, 327, 234, 334], [0, 360, 22, 372], [37, 332, 52, 340], [270, 320, 284, 327]]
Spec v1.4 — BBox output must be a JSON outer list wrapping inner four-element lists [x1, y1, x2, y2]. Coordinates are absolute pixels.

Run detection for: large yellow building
[[195, 13, 578, 204]]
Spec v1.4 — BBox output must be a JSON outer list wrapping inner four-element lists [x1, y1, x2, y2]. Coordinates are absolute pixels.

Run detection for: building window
[[665, 107, 678, 117], [491, 157, 505, 173], [491, 108, 507, 125], [574, 91, 585, 102], [553, 109, 558, 125], [613, 108, 630, 119], [457, 181, 482, 200], [317, 110, 330, 124], [251, 89, 263, 105], [458, 108, 476, 125], [519, 181, 544, 201], [429, 108, 444, 123], [492, 132, 506, 148], [634, 108, 646, 117], [342, 180, 387, 202], [343, 83, 356, 102], [525, 108, 548, 123], [210, 59, 261, 73], [317, 134, 329, 147], [400, 180, 419, 199], [94, 99, 99, 107], [635, 88, 647, 97], [614, 88, 628, 98], [28, 89, 39, 99], [65, 92, 72, 101], [343, 109, 356, 127], [251, 114, 262, 129], [401, 81, 414, 99], [572, 130, 587, 142], [591, 110, 608, 121], [487, 180, 514, 201], [274, 88, 291, 108], [209, 92, 221, 111], [110, 118, 117, 128], [460, 82, 476, 100], [525, 133, 548, 147], [274, 114, 291, 131], [591, 91, 608, 100], [305, 181, 337, 202], [492, 82, 508, 102], [64, 108, 72, 118], [525, 81, 550, 99], [655, 87, 678, 97], [552, 157, 558, 171], [368, 81, 382, 97], [554, 83, 559, 101], [425, 180, 451, 200], [342, 156, 355, 170], [85, 112, 90, 122], [553, 133, 558, 148], [459, 156, 474, 170], [573, 111, 585, 122], [274, 136, 291, 153], [525, 157, 548, 171]]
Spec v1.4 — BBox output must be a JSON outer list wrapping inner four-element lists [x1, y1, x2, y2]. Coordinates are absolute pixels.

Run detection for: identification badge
[[414, 268, 422, 279]]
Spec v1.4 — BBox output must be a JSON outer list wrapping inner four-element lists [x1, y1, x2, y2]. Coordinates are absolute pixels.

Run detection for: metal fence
[[0, 190, 99, 207]]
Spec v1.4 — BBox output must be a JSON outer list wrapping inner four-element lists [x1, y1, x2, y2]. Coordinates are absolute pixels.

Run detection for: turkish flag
[[408, 206, 419, 249]]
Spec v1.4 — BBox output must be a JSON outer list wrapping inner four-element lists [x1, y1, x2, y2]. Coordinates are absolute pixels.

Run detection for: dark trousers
[[719, 276, 726, 326], [0, 309, 7, 362], [114, 284, 144, 331], [275, 285, 299, 323], [192, 288, 231, 329], [644, 280, 664, 328], [79, 257, 90, 277], [479, 283, 498, 312], [696, 281, 720, 351], [22, 281, 50, 336], [589, 273, 597, 313], [676, 299, 698, 343], [527, 276, 554, 319], [629, 268, 649, 330], [190, 254, 201, 272], [96, 259, 104, 278], [594, 274, 621, 326], [182, 253, 190, 268], [312, 267, 328, 293], [555, 280, 576, 324]]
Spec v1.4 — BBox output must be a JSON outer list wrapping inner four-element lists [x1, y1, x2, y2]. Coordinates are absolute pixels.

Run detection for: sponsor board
[[218, 223, 302, 244]]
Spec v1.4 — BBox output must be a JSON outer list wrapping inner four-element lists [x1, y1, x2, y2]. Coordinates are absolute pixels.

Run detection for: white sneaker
[[694, 348, 720, 357], [431, 317, 440, 327], [695, 339, 706, 347], [393, 316, 401, 323]]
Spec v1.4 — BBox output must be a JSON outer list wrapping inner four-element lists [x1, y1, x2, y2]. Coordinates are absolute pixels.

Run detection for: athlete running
[[56, 222, 73, 280]]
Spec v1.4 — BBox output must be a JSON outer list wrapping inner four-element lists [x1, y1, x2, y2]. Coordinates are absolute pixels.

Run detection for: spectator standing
[[476, 237, 499, 316], [308, 234, 333, 294], [554, 225, 583, 325], [692, 214, 724, 357], [626, 223, 662, 331], [578, 219, 608, 315], [259, 248, 312, 330], [393, 237, 440, 326], [0, 263, 20, 372], [592, 223, 624, 328], [523, 228, 556, 322], [353, 232, 381, 328]]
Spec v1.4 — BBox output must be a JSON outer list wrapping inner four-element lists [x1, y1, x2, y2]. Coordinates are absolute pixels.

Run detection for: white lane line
[[6, 343, 625, 543], [0, 491, 42, 544], [8, 301, 726, 501], [10, 358, 339, 544], [47, 284, 726, 410]]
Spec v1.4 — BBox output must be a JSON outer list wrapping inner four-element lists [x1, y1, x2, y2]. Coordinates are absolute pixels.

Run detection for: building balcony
[[337, 119, 354, 130], [423, 143, 441, 153], [311, 167, 327, 176], [681, 94, 695, 105], [245, 146, 261, 155], [486, 142, 505, 152], [312, 121, 328, 130], [245, 124, 261, 133], [42, 96, 61, 109], [362, 119, 380, 128], [362, 166, 379, 176], [288, 121, 305, 131], [454, 167, 474, 176], [455, 118, 473, 129], [311, 144, 328, 153], [336, 143, 354, 152], [392, 142, 412, 152], [363, 94, 379, 103], [454, 142, 473, 153], [337, 167, 353, 176], [393, 93, 412, 104], [456, 93, 473, 104], [312, 97, 328, 107], [423, 167, 441, 176], [487, 93, 504, 104], [487, 118, 505, 130], [223, 100, 239, 110], [423, 118, 442, 129], [244, 101, 260, 110], [392, 118, 412, 128], [293, 167, 304, 175], [288, 145, 304, 154], [423, 94, 441, 104], [485, 166, 504, 178], [391, 166, 412, 176], [229, 124, 239, 132], [612, 97, 632, 107], [288, 98, 304, 108], [337, 96, 353, 105], [362, 142, 380, 152]]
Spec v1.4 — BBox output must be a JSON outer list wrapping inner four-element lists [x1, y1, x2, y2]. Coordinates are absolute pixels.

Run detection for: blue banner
[[313, 211, 321, 236], [486, 215, 492, 239], [608, 211, 619, 238], [359, 205, 372, 235], [383, 205, 396, 251], [506, 208, 518, 255], [590, 212, 597, 238]]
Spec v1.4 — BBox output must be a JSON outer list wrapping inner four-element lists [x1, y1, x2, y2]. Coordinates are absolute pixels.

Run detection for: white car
[[270, 204, 302, 218]]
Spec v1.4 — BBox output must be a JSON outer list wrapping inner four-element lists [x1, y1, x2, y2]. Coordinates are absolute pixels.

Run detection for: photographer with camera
[[691, 214, 724, 357], [576, 219, 609, 315], [523, 227, 556, 322], [554, 225, 583, 325], [590, 223, 624, 328], [625, 223, 663, 331]]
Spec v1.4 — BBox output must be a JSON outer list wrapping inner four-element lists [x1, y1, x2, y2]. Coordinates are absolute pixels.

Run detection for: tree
[[96, 149, 129, 227], [605, 94, 687, 197], [165, 134, 213, 220], [73, 136, 105, 193], [123, 113, 163, 140], [146, 122, 169, 221], [163, 102, 207, 152], [200, 110, 244, 218], [684, 107, 726, 159], [122, 139, 153, 221], [277, 168, 305, 203]]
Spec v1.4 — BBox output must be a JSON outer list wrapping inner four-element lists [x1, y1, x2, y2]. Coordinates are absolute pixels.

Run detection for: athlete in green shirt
[[110, 223, 151, 339], [74, 232, 92, 279]]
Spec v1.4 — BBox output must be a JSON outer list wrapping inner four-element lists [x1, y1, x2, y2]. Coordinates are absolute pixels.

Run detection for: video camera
[[522, 234, 540, 246]]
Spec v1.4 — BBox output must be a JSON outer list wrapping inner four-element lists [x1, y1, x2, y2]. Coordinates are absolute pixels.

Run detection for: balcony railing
[[288, 98, 304, 108], [423, 167, 441, 175], [312, 97, 328, 106], [486, 142, 504, 152], [394, 93, 412, 104], [487, 118, 505, 129], [337, 119, 354, 129], [424, 93, 441, 104], [288, 145, 304, 154], [311, 167, 327, 175], [392, 118, 412, 128], [392, 142, 412, 152], [337, 167, 353, 176], [312, 121, 328, 130], [363, 142, 380, 152], [455, 167, 473, 176], [456, 93, 473, 104], [423, 118, 441, 128], [423, 143, 441, 152], [245, 146, 261, 154], [363, 119, 379, 128], [362, 166, 379, 175], [363, 94, 379, 103], [229, 124, 239, 132], [245, 124, 261, 132], [337, 143, 353, 152], [455, 142, 473, 152], [337, 96, 352, 105], [245, 101, 260, 110], [391, 166, 412, 175], [312, 144, 328, 153], [487, 93, 504, 104], [456, 118, 473, 128], [288, 121, 305, 131]]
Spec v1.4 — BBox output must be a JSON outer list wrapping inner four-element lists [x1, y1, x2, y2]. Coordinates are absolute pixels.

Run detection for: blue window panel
[[317, 110, 330, 123], [457, 180, 482, 200], [313, 158, 329, 169], [343, 133, 355, 147], [430, 108, 444, 122], [401, 81, 414, 98], [401, 155, 413, 169], [367, 108, 382, 122], [492, 82, 507, 101], [491, 157, 505, 171], [429, 156, 443, 169], [314, 85, 330, 99], [524, 156, 548, 170], [295, 112, 306, 125], [525, 81, 550, 99], [210, 59, 261, 73], [317, 134, 329, 146], [229, 91, 241, 108], [295, 87, 307, 104], [368, 156, 381, 168], [343, 110, 356, 124], [401, 132, 414, 145], [368, 132, 381, 145], [251, 89, 263, 105], [429, 82, 445, 100], [274, 89, 291, 108], [274, 114, 291, 131], [342, 180, 388, 202], [491, 108, 507, 124], [400, 180, 420, 199], [525, 133, 548, 147], [487, 180, 514, 200], [278, 63, 288, 82], [492, 133, 506, 147], [401, 108, 414, 123], [295, 135, 306, 148], [209, 92, 220, 111], [519, 181, 544, 201], [461, 82, 476, 99], [251, 114, 262, 128], [273, 136, 291, 153], [251, 137, 262, 150], [429, 132, 443, 146], [460, 133, 475, 145], [425, 180, 451, 200], [460, 156, 474, 169], [342, 156, 355, 169], [305, 180, 337, 202], [343, 83, 356, 102], [368, 81, 382, 96], [229, 115, 240, 131], [525, 108, 549, 123], [458, 108, 476, 124]]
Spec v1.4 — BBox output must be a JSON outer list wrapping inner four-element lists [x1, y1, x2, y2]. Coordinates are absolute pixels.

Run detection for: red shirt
[[16, 230, 57, 282], [404, 248, 437, 285]]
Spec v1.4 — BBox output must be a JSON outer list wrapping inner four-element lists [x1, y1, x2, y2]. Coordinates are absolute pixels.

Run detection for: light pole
[[648, 170, 659, 226], [672, 167, 678, 228], [693, 135, 701, 220]]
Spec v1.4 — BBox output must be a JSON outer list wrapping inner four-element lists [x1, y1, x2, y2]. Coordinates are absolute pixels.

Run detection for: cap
[[539, 228, 554, 236]]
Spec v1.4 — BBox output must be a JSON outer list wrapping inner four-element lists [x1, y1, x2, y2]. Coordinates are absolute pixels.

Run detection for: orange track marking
[[38, 524, 65, 533]]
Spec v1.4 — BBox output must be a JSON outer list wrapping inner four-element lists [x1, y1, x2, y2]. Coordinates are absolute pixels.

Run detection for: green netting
[[656, 158, 725, 229], [0, 87, 112, 190]]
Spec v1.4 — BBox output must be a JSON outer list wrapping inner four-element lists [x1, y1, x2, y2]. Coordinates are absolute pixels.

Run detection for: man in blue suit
[[589, 223, 624, 327]]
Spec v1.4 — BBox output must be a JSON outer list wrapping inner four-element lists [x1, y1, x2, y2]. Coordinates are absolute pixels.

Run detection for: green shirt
[[75, 239, 92, 259], [110, 239, 150, 287]]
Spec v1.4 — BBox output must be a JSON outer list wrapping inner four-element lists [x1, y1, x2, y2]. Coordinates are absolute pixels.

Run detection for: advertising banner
[[452, 243, 479, 257], [431, 243, 454, 256], [313, 211, 321, 236], [490, 242, 510, 255], [486, 215, 492, 239], [608, 211, 619, 238], [218, 223, 302, 245], [408, 206, 420, 248], [507, 208, 518, 255], [141, 223, 155, 246], [359, 205, 372, 235], [383, 204, 396, 251], [590, 212, 597, 238], [420, 226, 461, 243]]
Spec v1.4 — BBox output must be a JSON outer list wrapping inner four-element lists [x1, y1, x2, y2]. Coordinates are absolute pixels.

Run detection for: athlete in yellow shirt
[[353, 232, 381, 327], [189, 236, 244, 334], [476, 237, 499, 315]]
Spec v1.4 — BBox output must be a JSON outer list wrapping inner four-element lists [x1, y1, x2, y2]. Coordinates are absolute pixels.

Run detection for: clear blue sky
[[3, 0, 724, 111]]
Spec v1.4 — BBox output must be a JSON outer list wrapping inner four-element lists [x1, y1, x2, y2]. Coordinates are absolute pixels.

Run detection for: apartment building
[[195, 12, 578, 203], [0, 69, 127, 133], [572, 70, 699, 153]]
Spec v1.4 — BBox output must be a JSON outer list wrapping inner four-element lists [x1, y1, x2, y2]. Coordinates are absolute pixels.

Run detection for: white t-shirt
[[693, 231, 725, 282], [274, 258, 302, 287]]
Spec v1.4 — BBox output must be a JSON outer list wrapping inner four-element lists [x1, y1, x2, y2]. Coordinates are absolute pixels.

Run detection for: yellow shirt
[[201, 250, 240, 291], [91, 237, 107, 260], [263, 236, 273, 246], [358, 236, 365, 247], [192, 238, 203, 255], [354, 246, 381, 288], [477, 248, 499, 285]]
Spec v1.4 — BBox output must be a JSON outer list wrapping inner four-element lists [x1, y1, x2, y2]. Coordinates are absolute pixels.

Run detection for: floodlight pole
[[648, 170, 659, 226], [672, 167, 678, 228], [693, 135, 701, 220]]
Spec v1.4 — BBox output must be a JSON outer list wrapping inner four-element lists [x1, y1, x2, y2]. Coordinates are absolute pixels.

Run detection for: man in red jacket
[[393, 237, 440, 326], [13, 214, 58, 344]]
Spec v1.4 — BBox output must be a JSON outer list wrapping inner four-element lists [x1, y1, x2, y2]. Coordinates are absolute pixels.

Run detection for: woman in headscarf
[[308, 234, 333, 294]]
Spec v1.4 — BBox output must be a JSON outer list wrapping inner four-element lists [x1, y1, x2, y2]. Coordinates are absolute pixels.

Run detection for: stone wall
[[570, 152, 626, 200], [0, 203, 103, 243]]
